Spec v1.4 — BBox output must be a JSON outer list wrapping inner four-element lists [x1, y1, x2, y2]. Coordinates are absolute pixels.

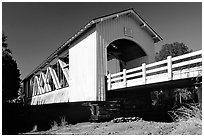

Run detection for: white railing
[[107, 50, 202, 90]]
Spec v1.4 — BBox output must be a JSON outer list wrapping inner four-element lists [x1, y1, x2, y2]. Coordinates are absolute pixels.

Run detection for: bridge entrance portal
[[106, 39, 146, 75], [105, 39, 151, 109]]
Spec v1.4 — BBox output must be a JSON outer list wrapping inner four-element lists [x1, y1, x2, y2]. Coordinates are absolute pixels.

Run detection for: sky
[[2, 2, 202, 79]]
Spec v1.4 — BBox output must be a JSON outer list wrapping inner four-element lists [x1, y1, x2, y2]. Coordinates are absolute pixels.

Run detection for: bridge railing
[[107, 50, 202, 90]]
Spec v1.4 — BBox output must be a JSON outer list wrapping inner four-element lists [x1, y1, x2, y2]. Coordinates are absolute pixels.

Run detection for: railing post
[[123, 69, 127, 87], [142, 63, 146, 84], [167, 56, 172, 80], [108, 73, 111, 90]]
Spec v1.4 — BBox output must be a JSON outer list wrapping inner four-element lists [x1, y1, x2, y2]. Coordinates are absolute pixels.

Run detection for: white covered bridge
[[22, 9, 202, 107]]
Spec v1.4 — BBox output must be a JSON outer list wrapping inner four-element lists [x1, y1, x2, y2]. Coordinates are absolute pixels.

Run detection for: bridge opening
[[105, 39, 155, 121], [106, 39, 146, 74], [106, 38, 147, 102]]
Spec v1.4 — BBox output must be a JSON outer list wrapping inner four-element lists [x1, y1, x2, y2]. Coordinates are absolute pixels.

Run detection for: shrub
[[50, 116, 68, 131], [59, 116, 68, 127], [50, 121, 59, 131], [31, 125, 38, 132], [169, 103, 202, 122]]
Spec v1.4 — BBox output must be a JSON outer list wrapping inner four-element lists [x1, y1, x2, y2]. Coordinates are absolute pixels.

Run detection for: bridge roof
[[23, 8, 163, 81]]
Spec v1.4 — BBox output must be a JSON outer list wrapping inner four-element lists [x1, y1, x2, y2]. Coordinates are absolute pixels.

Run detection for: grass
[[50, 116, 68, 131], [30, 125, 38, 132], [169, 103, 202, 123], [50, 121, 59, 131], [168, 103, 202, 135], [59, 116, 68, 127]]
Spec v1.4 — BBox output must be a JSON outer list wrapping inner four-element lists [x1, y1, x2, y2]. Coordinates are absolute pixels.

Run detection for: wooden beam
[[140, 23, 146, 28], [48, 67, 61, 89], [167, 56, 172, 80], [58, 59, 69, 86], [142, 63, 146, 84], [108, 73, 111, 90], [123, 69, 127, 87], [40, 72, 51, 92]]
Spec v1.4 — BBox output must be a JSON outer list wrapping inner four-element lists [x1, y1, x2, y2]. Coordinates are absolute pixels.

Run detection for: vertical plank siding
[[96, 14, 155, 100], [69, 30, 97, 102]]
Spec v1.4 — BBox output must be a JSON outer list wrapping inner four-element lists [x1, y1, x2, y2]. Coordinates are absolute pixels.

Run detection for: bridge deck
[[107, 50, 202, 91]]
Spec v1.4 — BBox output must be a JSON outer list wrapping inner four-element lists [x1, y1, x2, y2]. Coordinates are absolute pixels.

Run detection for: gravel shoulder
[[25, 118, 202, 135]]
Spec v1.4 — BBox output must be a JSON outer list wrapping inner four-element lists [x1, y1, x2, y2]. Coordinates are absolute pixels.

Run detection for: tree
[[155, 42, 192, 61], [152, 42, 196, 110], [2, 32, 21, 102]]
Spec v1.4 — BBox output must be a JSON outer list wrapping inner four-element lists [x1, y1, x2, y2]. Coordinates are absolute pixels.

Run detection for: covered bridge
[[22, 8, 163, 105]]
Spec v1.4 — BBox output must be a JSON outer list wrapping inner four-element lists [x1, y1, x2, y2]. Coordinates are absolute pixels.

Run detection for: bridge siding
[[69, 30, 97, 102], [96, 14, 155, 101]]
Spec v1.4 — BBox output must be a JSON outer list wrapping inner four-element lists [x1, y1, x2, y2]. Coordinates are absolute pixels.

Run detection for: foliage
[[155, 42, 192, 61], [152, 42, 197, 110], [151, 89, 175, 110], [2, 32, 21, 102], [169, 103, 202, 122], [8, 86, 25, 104], [50, 116, 68, 131], [151, 88, 198, 110], [59, 116, 68, 127], [2, 32, 12, 55], [50, 121, 59, 131], [31, 125, 38, 132]]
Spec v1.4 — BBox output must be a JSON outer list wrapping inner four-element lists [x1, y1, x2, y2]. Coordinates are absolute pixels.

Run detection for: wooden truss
[[32, 59, 69, 96]]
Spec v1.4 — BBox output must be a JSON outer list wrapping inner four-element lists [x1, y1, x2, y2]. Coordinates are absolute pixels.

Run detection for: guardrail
[[107, 50, 202, 90]]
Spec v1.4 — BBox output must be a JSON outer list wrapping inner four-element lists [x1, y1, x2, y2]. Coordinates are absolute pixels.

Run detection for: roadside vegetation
[[2, 32, 25, 135], [169, 103, 201, 122], [2, 32, 22, 103], [50, 116, 68, 131], [26, 103, 202, 135]]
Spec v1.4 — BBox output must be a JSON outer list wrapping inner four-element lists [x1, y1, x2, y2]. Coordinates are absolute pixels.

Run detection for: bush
[[151, 87, 198, 111], [50, 116, 68, 131], [169, 103, 202, 122]]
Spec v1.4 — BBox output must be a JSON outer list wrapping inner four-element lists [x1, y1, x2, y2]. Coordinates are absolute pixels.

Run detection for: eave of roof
[[23, 8, 162, 81]]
